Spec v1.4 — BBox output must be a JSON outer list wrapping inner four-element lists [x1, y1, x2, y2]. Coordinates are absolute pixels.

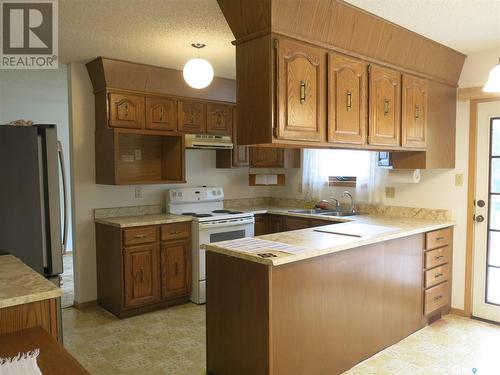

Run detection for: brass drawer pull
[[434, 255, 445, 260], [435, 236, 445, 241], [433, 295, 443, 302], [346, 91, 352, 111], [384, 99, 390, 116], [133, 234, 147, 239], [415, 104, 420, 119], [170, 231, 182, 235], [434, 273, 444, 279], [300, 81, 306, 104]]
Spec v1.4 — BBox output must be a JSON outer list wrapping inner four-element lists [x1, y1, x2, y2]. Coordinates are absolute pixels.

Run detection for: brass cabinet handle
[[434, 273, 444, 279], [415, 104, 420, 119], [133, 234, 146, 239], [300, 81, 306, 104], [346, 91, 352, 111], [124, 103, 129, 117], [175, 262, 179, 276], [160, 107, 164, 122], [384, 99, 390, 116]]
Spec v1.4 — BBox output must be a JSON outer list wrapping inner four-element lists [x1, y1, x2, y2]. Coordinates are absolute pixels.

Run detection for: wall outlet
[[134, 186, 142, 199], [455, 174, 464, 187], [385, 186, 396, 199]]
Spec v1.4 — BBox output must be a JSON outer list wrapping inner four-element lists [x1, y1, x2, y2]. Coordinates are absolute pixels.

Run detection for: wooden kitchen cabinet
[[145, 96, 178, 131], [368, 64, 401, 147], [402, 75, 428, 149], [123, 243, 161, 308], [284, 216, 309, 231], [254, 214, 269, 236], [207, 103, 233, 136], [276, 38, 325, 142], [161, 240, 190, 298], [178, 100, 206, 133], [267, 215, 284, 234], [328, 53, 368, 145], [95, 222, 191, 318], [108, 92, 145, 129], [250, 148, 284, 168]]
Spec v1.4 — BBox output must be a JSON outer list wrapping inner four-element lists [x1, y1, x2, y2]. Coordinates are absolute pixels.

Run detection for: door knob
[[475, 215, 485, 223], [477, 200, 486, 207]]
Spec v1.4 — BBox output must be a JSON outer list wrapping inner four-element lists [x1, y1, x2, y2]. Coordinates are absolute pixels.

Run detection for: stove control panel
[[168, 186, 224, 203]]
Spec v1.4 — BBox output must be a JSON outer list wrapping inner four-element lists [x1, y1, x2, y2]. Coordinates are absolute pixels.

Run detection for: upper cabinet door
[[207, 104, 233, 136], [178, 101, 206, 134], [109, 93, 145, 129], [402, 75, 427, 149], [145, 97, 178, 131], [231, 108, 249, 167], [368, 65, 401, 147], [328, 53, 368, 145], [276, 39, 325, 142]]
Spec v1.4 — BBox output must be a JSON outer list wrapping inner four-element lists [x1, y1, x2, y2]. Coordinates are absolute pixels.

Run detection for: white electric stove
[[167, 187, 255, 304]]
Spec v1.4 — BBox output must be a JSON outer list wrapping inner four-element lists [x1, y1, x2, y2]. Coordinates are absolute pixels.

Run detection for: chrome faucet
[[341, 191, 355, 214], [329, 197, 340, 210]]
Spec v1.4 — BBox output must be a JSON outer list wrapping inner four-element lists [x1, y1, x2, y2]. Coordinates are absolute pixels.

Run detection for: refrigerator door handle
[[57, 141, 68, 254]]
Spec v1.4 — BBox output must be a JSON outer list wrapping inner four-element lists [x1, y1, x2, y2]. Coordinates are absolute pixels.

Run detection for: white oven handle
[[198, 218, 255, 230]]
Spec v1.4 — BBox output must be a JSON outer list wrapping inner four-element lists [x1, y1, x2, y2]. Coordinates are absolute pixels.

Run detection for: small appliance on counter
[[167, 187, 254, 304]]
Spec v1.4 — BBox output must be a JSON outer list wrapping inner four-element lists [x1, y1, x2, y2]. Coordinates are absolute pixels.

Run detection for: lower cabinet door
[[123, 244, 160, 308], [161, 240, 191, 298], [284, 216, 309, 231]]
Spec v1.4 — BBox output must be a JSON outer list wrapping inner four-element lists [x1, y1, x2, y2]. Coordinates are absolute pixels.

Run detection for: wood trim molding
[[450, 308, 466, 317], [458, 86, 500, 101]]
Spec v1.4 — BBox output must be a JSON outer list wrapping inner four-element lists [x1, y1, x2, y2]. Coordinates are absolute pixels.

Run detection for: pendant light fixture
[[483, 58, 500, 93], [183, 43, 214, 89]]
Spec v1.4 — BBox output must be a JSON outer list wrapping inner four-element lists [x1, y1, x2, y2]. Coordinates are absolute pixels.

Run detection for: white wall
[[68, 63, 269, 303], [0, 66, 73, 251]]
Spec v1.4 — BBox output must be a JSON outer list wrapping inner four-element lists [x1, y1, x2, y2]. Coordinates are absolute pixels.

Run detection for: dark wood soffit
[[86, 57, 236, 103], [217, 0, 466, 86]]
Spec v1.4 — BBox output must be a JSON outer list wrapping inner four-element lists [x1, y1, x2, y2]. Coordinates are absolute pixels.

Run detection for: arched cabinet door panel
[[328, 53, 368, 145], [276, 38, 326, 142], [402, 75, 427, 149], [368, 64, 401, 147], [109, 93, 145, 129], [146, 97, 178, 131]]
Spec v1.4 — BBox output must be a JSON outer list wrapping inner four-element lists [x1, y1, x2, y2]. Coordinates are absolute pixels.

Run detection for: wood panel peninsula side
[[205, 220, 454, 375]]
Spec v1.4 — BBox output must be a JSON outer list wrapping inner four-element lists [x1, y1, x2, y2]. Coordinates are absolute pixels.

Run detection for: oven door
[[198, 218, 255, 281]]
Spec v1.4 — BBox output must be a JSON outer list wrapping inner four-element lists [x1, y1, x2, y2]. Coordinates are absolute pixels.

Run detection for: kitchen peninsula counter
[[206, 216, 455, 375]]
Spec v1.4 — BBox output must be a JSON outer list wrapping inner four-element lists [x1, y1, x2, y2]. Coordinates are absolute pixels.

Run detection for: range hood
[[185, 134, 233, 150]]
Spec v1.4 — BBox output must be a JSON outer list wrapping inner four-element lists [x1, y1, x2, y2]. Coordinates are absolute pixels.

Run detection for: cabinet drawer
[[161, 222, 191, 241], [425, 263, 450, 288], [425, 246, 451, 269], [426, 228, 452, 249], [123, 226, 158, 247], [424, 281, 450, 315]]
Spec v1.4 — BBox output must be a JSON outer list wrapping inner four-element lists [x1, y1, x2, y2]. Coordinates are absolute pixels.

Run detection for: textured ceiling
[[59, 0, 236, 78], [59, 0, 500, 80], [345, 0, 500, 54]]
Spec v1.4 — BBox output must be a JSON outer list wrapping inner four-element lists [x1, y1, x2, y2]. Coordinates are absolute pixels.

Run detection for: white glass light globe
[[483, 64, 500, 93], [183, 58, 214, 89]]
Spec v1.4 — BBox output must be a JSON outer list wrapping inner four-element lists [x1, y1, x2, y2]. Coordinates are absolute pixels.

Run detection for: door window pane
[[492, 120, 500, 156], [489, 195, 500, 230], [491, 159, 500, 193], [486, 266, 500, 305], [488, 232, 500, 267]]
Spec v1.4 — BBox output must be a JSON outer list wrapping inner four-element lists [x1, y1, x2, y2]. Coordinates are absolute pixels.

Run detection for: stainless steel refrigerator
[[0, 125, 68, 337]]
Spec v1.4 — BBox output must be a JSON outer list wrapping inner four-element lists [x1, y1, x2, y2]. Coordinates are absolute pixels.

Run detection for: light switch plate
[[135, 187, 142, 199], [385, 186, 396, 199], [455, 174, 464, 187]]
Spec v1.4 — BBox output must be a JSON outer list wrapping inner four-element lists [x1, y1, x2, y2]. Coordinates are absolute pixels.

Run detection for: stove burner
[[212, 209, 244, 215], [182, 212, 213, 218]]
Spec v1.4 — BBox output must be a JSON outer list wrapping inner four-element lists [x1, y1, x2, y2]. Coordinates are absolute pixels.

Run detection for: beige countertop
[[229, 206, 354, 222], [95, 213, 192, 228], [205, 215, 455, 266], [0, 255, 63, 309]]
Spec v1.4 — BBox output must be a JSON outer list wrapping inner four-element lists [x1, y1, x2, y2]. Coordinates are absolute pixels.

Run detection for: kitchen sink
[[287, 209, 356, 217]]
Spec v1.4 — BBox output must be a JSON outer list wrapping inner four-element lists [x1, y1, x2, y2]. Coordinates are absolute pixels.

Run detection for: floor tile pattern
[[62, 304, 500, 375]]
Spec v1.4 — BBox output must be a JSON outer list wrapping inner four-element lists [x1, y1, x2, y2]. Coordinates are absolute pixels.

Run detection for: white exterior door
[[473, 100, 500, 322]]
